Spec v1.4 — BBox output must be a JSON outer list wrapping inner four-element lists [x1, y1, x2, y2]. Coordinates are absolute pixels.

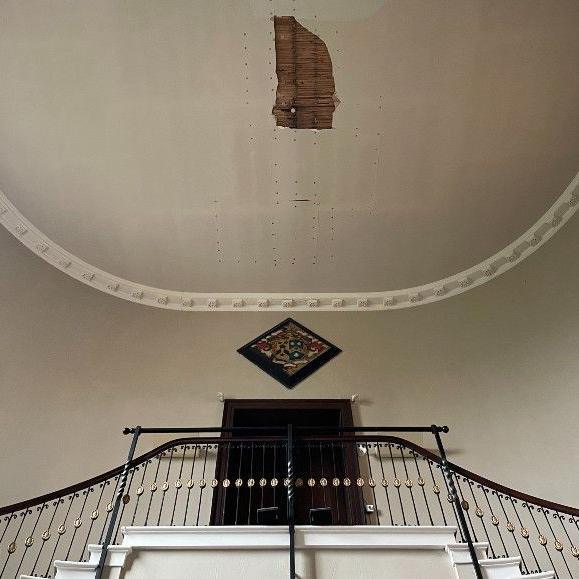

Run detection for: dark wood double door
[[211, 399, 365, 526]]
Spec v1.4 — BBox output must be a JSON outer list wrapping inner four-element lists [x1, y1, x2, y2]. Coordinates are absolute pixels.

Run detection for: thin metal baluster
[[331, 443, 342, 524], [377, 444, 394, 525], [511, 501, 540, 573], [426, 460, 447, 526], [221, 442, 231, 525], [31, 499, 61, 576], [247, 443, 255, 525], [65, 486, 92, 561], [234, 443, 244, 526], [99, 476, 120, 541], [541, 507, 569, 579], [272, 442, 277, 508], [113, 468, 136, 542], [482, 487, 508, 557], [455, 475, 477, 541], [183, 445, 199, 526], [0, 514, 15, 576], [0, 508, 29, 576], [14, 503, 46, 577], [0, 514, 16, 577], [0, 514, 13, 544], [157, 448, 175, 526], [131, 461, 150, 526], [400, 446, 419, 525], [195, 444, 209, 526], [466, 480, 494, 557], [46, 493, 77, 577], [438, 464, 464, 541], [413, 453, 433, 526], [144, 456, 162, 527], [364, 442, 380, 525], [320, 443, 328, 508], [261, 443, 266, 510], [308, 443, 314, 510], [555, 512, 577, 573], [81, 480, 108, 561], [388, 443, 406, 525], [170, 446, 187, 526], [527, 504, 553, 573], [342, 441, 354, 524], [498, 494, 529, 574]]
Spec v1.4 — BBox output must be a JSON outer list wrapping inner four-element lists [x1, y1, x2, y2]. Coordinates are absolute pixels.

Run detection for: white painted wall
[[0, 219, 578, 508]]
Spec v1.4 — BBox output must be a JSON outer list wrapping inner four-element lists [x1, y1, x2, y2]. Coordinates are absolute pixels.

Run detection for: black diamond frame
[[237, 318, 342, 389]]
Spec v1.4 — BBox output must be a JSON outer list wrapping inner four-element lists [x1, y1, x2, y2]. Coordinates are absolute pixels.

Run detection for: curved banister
[[1, 433, 578, 579], [0, 436, 276, 517], [1, 435, 577, 518]]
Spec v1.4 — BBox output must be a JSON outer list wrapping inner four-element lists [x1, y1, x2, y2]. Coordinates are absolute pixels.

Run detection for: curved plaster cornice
[[0, 173, 577, 312]]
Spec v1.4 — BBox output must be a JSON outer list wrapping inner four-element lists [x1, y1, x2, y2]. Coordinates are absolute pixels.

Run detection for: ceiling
[[0, 0, 578, 307]]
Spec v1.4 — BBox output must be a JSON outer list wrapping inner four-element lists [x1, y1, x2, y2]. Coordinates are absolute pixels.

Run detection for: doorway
[[210, 399, 364, 525]]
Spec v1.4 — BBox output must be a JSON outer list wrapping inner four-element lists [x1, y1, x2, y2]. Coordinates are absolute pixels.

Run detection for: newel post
[[432, 425, 484, 579]]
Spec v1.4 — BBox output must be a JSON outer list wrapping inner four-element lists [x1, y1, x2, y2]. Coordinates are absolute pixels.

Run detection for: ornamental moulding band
[[0, 170, 578, 312]]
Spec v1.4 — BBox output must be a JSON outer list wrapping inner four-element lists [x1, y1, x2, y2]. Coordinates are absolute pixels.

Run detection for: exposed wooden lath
[[272, 16, 338, 129]]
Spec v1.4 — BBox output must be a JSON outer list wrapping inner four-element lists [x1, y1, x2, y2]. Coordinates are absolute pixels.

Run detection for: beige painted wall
[[0, 220, 578, 508]]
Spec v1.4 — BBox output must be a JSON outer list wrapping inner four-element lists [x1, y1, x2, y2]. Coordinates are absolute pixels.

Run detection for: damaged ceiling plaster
[[0, 0, 578, 310], [272, 16, 339, 129]]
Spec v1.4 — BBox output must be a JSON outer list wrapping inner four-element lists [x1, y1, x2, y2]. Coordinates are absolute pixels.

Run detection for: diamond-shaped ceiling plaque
[[237, 318, 341, 389]]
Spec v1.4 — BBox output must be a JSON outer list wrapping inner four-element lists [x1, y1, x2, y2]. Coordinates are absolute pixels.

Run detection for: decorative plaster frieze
[[507, 251, 520, 263], [0, 170, 577, 312]]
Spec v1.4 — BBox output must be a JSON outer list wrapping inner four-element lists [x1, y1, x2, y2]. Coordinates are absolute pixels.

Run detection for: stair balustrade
[[0, 425, 577, 579]]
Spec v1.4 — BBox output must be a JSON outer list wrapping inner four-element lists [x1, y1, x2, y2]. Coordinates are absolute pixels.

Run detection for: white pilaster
[[446, 542, 489, 579]]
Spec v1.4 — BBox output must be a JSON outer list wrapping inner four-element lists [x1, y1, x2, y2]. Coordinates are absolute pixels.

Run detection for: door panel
[[211, 400, 364, 525]]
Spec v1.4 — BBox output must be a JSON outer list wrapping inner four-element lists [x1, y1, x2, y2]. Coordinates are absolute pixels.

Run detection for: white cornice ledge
[[87, 544, 132, 567], [446, 541, 489, 565], [121, 525, 458, 550], [1, 170, 577, 311]]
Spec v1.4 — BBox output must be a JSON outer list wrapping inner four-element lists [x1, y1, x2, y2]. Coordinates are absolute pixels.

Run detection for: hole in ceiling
[[272, 16, 339, 129]]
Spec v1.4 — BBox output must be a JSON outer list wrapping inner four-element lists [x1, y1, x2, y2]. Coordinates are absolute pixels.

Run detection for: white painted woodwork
[[35, 525, 554, 579]]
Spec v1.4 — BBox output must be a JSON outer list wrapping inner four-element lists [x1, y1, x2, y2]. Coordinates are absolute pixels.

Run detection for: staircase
[[2, 425, 576, 578], [19, 526, 555, 579]]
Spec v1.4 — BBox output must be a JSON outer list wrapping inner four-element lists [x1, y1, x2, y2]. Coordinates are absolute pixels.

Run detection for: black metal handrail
[[1, 426, 577, 579]]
